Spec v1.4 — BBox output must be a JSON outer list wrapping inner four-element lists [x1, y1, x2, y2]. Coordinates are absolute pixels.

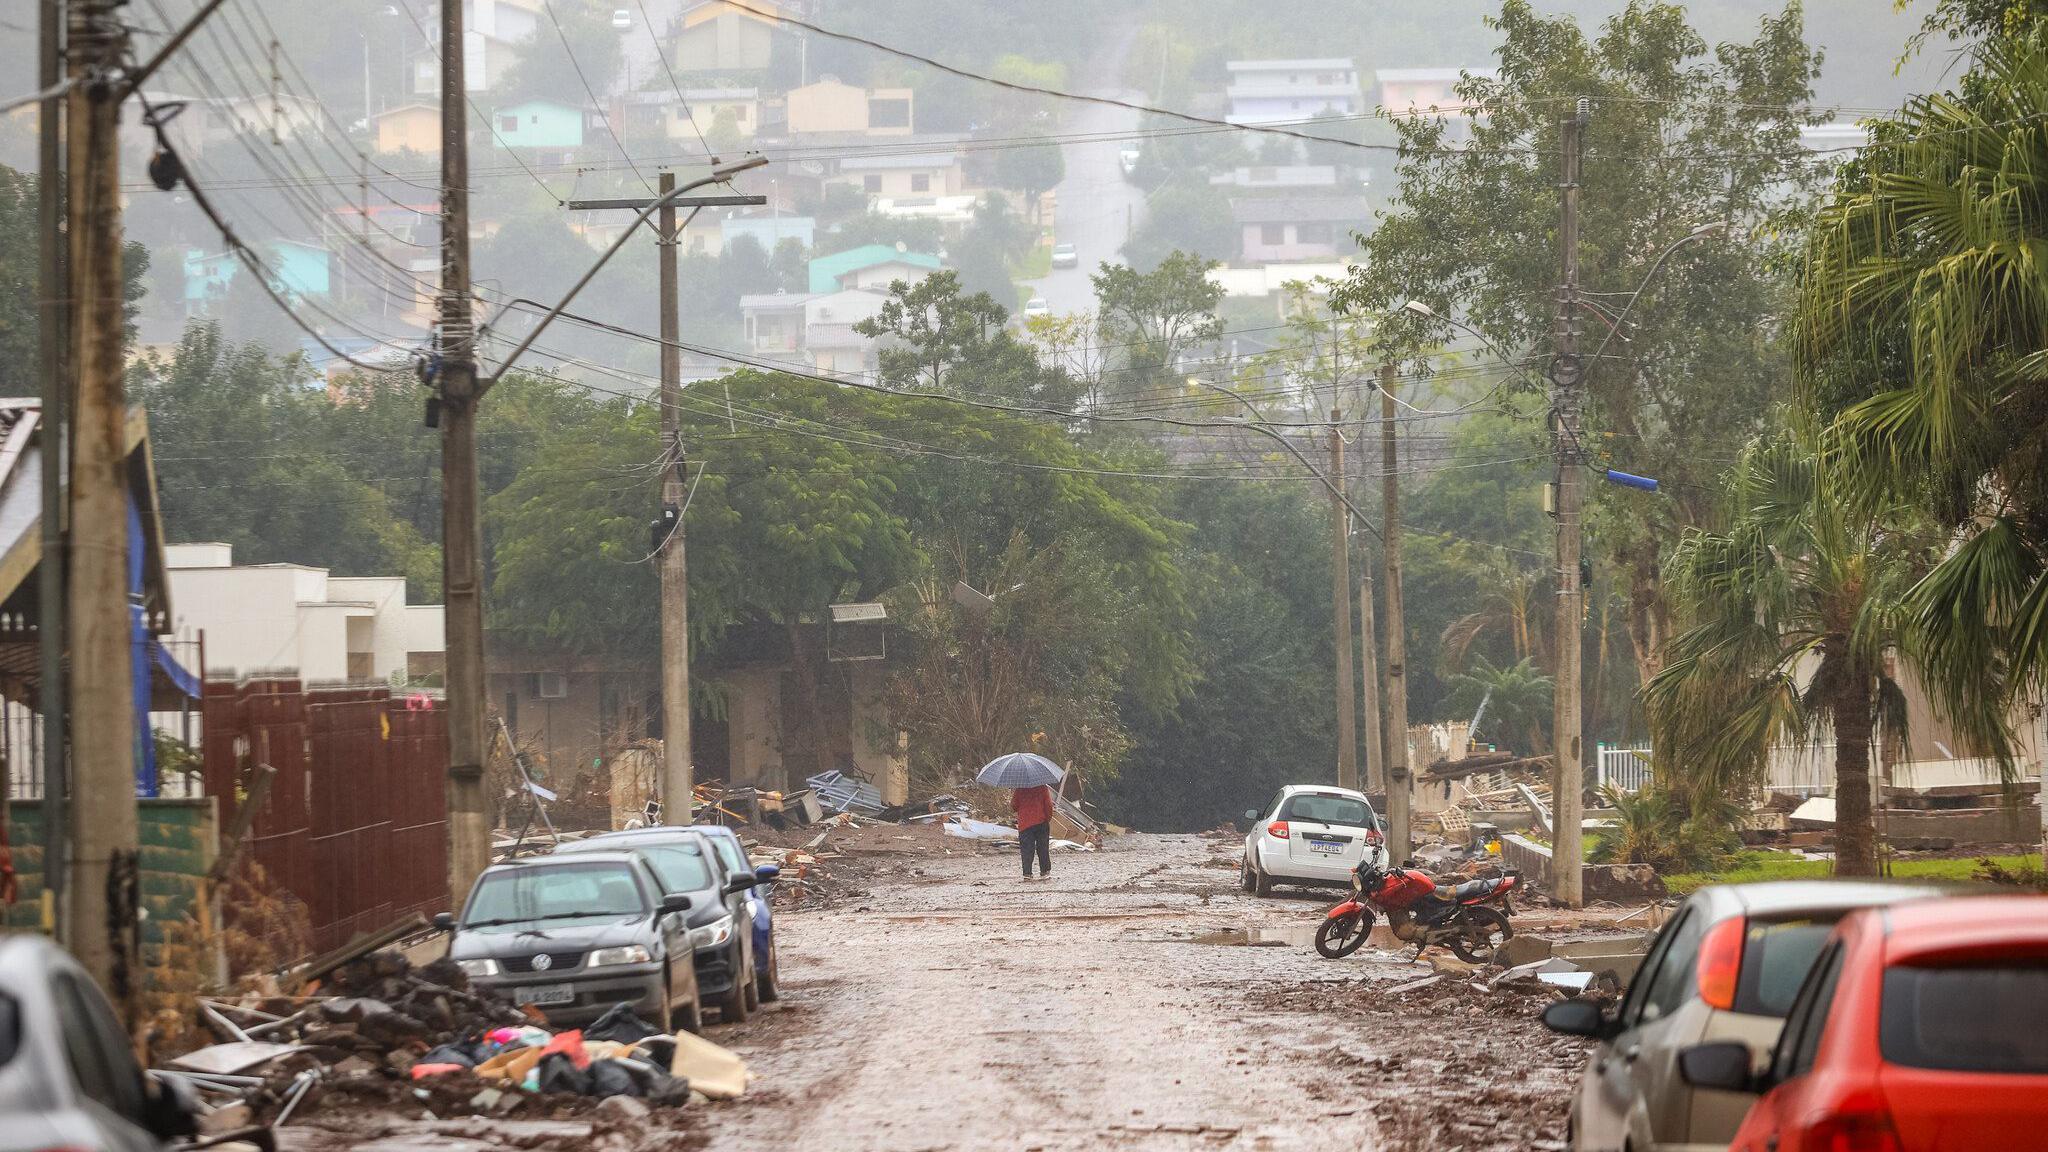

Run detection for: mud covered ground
[[694, 830, 1601, 1152]]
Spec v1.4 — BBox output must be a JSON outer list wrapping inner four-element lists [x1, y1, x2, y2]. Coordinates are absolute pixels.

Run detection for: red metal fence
[[204, 680, 448, 953]]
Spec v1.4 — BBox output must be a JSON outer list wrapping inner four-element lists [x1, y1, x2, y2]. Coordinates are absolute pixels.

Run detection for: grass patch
[[1012, 246, 1053, 280], [1663, 851, 2042, 896]]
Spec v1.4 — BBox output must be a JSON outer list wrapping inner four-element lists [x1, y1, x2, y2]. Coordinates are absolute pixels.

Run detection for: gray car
[[0, 934, 200, 1152], [555, 829, 761, 1024], [444, 851, 702, 1033], [1542, 879, 1941, 1152]]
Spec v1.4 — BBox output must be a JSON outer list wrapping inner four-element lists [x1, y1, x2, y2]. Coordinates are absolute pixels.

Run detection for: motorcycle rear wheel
[[1314, 911, 1372, 958], [1448, 906, 1512, 963]]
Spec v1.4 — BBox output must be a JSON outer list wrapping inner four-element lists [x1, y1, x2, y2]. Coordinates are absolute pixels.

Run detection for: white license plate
[[1308, 839, 1345, 855], [513, 983, 575, 1006]]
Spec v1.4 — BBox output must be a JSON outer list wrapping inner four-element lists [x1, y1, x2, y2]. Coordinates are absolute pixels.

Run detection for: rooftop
[[1226, 58, 1356, 72], [808, 244, 943, 293], [1377, 67, 1497, 84]]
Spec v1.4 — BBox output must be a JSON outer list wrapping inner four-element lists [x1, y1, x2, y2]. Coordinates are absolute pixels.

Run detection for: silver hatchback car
[[1542, 880, 1940, 1152]]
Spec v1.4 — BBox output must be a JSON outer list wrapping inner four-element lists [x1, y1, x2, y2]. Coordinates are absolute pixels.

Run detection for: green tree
[[497, 1, 622, 107], [1091, 251, 1224, 398], [853, 271, 1073, 405], [1121, 181, 1233, 272], [1332, 0, 1823, 685], [1445, 655, 1552, 756], [0, 164, 150, 393]]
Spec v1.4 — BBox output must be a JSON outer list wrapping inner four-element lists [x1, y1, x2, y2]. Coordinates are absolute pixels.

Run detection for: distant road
[[1025, 23, 1146, 318]]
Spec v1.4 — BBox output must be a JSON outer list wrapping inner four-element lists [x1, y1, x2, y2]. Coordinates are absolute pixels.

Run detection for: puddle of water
[[1186, 925, 1318, 947]]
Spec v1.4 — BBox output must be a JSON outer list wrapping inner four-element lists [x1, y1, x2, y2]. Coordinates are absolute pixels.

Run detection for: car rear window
[[466, 862, 649, 924], [1880, 963, 2048, 1073], [1734, 919, 1836, 1017], [633, 844, 714, 892], [1280, 794, 1372, 826]]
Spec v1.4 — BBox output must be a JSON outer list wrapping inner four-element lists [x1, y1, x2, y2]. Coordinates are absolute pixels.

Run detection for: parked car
[[690, 824, 783, 1003], [443, 852, 702, 1033], [555, 829, 762, 1023], [1677, 895, 2048, 1152], [1240, 785, 1387, 895], [1541, 880, 1940, 1152], [1023, 296, 1050, 319], [1050, 243, 1078, 269], [0, 934, 203, 1152]]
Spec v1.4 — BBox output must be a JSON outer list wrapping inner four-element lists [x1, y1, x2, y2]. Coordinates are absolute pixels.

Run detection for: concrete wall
[[725, 665, 784, 789]]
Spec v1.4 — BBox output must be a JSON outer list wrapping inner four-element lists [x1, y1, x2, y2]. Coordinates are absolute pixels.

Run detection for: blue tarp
[[128, 499, 200, 797]]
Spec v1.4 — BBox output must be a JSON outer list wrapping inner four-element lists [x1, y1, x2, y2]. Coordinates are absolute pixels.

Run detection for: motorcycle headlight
[[587, 945, 652, 968], [455, 958, 500, 977], [688, 916, 734, 950]]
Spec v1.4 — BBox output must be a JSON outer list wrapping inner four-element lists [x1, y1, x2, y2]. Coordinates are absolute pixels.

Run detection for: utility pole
[[37, 0, 69, 945], [67, 0, 140, 1008], [1329, 412, 1358, 791], [562, 175, 766, 824], [1357, 570, 1383, 796], [1381, 376, 1411, 864], [439, 0, 492, 909], [1550, 98, 1591, 907], [656, 172, 692, 823]]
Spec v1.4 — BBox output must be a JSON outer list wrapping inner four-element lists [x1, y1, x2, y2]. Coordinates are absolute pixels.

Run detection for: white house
[[1224, 59, 1361, 126], [164, 542, 445, 686]]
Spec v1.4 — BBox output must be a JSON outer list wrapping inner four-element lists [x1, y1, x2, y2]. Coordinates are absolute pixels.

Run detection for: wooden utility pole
[[37, 0, 69, 944], [656, 172, 693, 822], [1329, 413, 1358, 791], [1550, 99, 1590, 907], [1381, 379, 1411, 863], [439, 0, 491, 907], [66, 0, 140, 1005]]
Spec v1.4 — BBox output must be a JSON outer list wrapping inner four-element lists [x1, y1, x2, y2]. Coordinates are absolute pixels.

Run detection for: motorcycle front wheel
[[1314, 910, 1373, 958], [1448, 906, 1513, 963]]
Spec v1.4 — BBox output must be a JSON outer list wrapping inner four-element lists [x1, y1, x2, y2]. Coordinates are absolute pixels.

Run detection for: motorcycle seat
[[1439, 877, 1505, 903]]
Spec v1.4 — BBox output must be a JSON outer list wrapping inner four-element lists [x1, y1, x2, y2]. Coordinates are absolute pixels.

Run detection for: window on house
[[868, 97, 910, 128], [1297, 222, 1334, 245], [910, 173, 930, 193], [499, 115, 518, 133], [1260, 223, 1286, 245], [863, 174, 882, 193], [407, 651, 446, 686], [347, 652, 373, 680]]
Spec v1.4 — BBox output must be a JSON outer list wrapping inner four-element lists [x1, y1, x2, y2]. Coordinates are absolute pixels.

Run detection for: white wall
[[165, 545, 442, 684]]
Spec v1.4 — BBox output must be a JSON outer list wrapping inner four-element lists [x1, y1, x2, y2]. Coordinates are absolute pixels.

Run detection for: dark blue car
[[691, 824, 781, 1002]]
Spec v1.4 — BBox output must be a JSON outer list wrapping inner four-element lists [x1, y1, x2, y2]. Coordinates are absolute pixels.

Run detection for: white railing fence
[[1596, 746, 1655, 794]]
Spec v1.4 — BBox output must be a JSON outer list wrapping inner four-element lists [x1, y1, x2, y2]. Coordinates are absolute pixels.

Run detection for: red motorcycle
[[1313, 860, 1520, 963]]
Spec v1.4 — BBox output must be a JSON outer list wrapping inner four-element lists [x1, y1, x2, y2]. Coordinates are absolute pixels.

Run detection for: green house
[[491, 99, 586, 151]]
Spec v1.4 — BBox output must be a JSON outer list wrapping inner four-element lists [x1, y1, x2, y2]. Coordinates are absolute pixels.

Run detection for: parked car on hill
[[1678, 894, 2048, 1152], [444, 851, 702, 1033], [1240, 785, 1387, 895], [555, 828, 764, 1023], [1540, 879, 1941, 1152], [1050, 242, 1078, 268]]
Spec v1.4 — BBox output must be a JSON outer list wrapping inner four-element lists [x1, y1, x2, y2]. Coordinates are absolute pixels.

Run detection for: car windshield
[[1880, 962, 2048, 1073], [1280, 794, 1371, 826], [631, 843, 714, 892], [1734, 918, 1836, 1017], [465, 862, 648, 926], [705, 835, 748, 876]]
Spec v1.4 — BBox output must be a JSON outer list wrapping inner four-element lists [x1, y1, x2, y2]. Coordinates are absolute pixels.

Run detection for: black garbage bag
[[588, 1055, 692, 1105], [632, 1036, 676, 1068], [418, 1042, 484, 1069], [532, 1051, 592, 1096], [583, 1003, 663, 1043]]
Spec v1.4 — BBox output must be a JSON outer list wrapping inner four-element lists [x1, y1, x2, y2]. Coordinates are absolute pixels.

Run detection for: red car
[[1677, 895, 2048, 1152]]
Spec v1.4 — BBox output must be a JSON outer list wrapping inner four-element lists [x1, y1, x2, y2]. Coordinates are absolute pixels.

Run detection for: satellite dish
[[895, 241, 907, 253]]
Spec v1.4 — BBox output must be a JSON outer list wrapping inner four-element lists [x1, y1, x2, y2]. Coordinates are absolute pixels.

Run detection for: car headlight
[[688, 916, 733, 950], [587, 945, 652, 967], [455, 958, 500, 977]]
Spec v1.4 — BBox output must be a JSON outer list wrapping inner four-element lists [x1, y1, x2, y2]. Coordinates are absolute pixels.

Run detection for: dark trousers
[[1019, 821, 1051, 876]]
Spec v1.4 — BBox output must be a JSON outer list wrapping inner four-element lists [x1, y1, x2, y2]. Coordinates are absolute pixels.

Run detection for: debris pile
[[158, 948, 748, 1138]]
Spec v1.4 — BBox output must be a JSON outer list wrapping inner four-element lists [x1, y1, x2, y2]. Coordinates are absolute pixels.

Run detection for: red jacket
[[1012, 784, 1054, 830]]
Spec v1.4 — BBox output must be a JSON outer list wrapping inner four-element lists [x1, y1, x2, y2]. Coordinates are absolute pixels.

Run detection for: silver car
[[0, 934, 201, 1152], [1542, 880, 1940, 1152]]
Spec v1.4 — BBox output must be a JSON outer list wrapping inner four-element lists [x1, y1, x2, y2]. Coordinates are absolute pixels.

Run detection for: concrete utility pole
[[1549, 98, 1591, 907], [439, 0, 491, 908], [562, 176, 765, 825], [1381, 379, 1411, 864], [66, 0, 140, 1007], [1329, 413, 1358, 791], [37, 0, 69, 945], [1357, 569, 1383, 796]]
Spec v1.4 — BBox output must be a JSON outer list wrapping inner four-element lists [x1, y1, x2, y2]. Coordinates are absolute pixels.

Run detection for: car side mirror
[[431, 911, 456, 932], [724, 874, 758, 895], [1243, 809, 1259, 822], [754, 863, 781, 882], [142, 1073, 201, 1139], [1679, 1041, 1762, 1093], [660, 893, 693, 915], [1540, 997, 1619, 1040]]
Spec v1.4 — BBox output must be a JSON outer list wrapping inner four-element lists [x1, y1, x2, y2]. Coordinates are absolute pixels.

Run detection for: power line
[[538, 0, 652, 192]]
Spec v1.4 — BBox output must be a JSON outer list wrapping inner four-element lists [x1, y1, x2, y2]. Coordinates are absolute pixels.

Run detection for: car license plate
[[512, 983, 575, 1007], [1308, 839, 1345, 855]]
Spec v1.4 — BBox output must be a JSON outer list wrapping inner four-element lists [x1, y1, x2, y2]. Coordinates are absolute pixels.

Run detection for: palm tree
[[1445, 655, 1553, 757], [1796, 32, 2043, 859], [1645, 430, 1932, 876]]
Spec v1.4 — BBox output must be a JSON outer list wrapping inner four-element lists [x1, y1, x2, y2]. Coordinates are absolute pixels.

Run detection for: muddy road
[[699, 832, 1589, 1152]]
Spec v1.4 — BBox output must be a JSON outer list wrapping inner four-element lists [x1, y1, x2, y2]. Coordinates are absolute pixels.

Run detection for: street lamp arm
[[1586, 220, 1727, 371], [480, 156, 767, 393]]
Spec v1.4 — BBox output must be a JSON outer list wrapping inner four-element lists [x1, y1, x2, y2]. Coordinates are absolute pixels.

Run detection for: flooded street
[[697, 833, 1589, 1152]]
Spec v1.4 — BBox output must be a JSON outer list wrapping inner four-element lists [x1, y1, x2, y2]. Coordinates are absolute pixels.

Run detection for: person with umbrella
[[976, 753, 1063, 880]]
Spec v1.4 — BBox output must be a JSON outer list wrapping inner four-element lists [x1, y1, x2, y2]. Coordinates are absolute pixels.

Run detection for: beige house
[[830, 153, 963, 198], [374, 104, 440, 156], [677, 87, 759, 140], [675, 0, 780, 73], [785, 78, 915, 136]]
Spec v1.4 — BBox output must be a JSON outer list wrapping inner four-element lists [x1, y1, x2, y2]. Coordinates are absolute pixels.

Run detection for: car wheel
[[758, 941, 781, 1003], [680, 997, 703, 1034], [721, 949, 752, 1024], [743, 961, 760, 1012], [1239, 857, 1257, 894], [655, 977, 675, 1034], [1253, 862, 1274, 897]]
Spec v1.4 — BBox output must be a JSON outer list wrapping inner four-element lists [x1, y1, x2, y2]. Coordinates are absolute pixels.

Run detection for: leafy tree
[[950, 197, 1027, 303], [0, 164, 150, 393], [497, 2, 622, 107], [820, 211, 944, 255], [854, 271, 1075, 406], [1091, 251, 1224, 398], [1121, 180, 1234, 271], [1331, 0, 1823, 685]]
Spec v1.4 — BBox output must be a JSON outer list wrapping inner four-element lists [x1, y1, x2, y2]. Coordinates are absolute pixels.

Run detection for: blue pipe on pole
[[1603, 469, 1659, 492]]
